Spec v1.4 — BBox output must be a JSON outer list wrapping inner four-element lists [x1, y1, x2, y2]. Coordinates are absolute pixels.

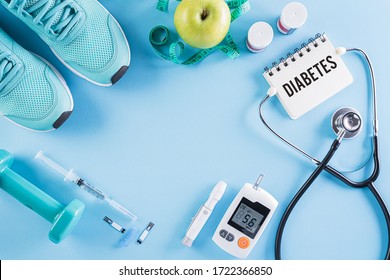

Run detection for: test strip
[[137, 222, 154, 244], [103, 216, 126, 233]]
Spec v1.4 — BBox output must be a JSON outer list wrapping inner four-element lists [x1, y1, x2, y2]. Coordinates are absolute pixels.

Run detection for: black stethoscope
[[259, 48, 390, 260]]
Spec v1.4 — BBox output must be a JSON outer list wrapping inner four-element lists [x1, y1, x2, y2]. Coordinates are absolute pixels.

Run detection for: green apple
[[174, 0, 231, 49]]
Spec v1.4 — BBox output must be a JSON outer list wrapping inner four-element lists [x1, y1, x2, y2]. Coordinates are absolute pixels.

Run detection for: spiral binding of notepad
[[264, 33, 327, 77]]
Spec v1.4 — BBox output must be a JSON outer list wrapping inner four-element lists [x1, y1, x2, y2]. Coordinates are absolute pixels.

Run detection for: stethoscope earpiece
[[331, 107, 362, 139]]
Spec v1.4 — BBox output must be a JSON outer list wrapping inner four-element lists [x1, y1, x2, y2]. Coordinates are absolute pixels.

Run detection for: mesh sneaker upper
[[0, 40, 57, 120], [0, 52, 19, 92], [24, 0, 73, 34], [47, 0, 115, 73], [2, 0, 130, 85]]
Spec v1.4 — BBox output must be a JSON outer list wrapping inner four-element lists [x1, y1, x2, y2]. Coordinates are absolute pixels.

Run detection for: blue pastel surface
[[1, 0, 390, 260]]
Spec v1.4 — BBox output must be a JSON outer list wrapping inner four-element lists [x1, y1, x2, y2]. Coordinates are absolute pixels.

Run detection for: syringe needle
[[35, 151, 69, 177], [35, 151, 138, 220], [106, 198, 137, 220]]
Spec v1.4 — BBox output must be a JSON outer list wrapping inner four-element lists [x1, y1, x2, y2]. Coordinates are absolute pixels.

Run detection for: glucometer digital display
[[213, 179, 278, 259], [228, 197, 270, 239]]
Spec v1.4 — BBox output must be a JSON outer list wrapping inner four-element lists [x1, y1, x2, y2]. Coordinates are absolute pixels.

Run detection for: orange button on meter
[[238, 237, 250, 249]]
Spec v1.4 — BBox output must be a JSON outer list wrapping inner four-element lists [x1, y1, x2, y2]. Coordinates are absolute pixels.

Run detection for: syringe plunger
[[35, 151, 138, 220]]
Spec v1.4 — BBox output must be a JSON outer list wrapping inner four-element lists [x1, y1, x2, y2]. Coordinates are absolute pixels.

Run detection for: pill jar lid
[[280, 2, 307, 29], [247, 22, 274, 51]]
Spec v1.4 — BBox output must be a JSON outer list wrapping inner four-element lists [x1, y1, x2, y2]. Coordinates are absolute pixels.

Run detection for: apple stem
[[201, 9, 208, 20]]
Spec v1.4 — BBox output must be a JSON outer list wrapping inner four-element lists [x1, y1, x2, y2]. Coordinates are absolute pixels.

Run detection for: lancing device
[[182, 181, 227, 247]]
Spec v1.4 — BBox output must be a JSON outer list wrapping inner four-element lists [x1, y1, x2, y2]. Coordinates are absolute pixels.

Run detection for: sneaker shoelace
[[0, 52, 21, 93], [7, 0, 82, 41]]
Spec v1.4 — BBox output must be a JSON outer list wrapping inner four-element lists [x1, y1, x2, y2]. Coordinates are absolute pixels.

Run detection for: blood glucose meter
[[212, 175, 278, 258]]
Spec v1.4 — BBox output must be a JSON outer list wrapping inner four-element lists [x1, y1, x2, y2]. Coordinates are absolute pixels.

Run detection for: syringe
[[35, 151, 137, 221]]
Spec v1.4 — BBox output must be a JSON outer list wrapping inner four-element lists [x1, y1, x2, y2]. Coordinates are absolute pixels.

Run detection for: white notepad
[[263, 34, 353, 119]]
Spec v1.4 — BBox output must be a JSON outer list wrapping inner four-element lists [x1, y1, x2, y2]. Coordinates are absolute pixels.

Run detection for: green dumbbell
[[0, 149, 85, 244]]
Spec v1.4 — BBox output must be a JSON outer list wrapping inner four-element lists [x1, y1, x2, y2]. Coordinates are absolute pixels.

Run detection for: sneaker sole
[[50, 2, 131, 87], [2, 52, 74, 132]]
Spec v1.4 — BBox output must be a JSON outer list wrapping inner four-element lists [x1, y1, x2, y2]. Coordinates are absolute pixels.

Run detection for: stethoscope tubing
[[259, 95, 380, 188], [275, 138, 342, 260], [258, 48, 390, 259], [323, 135, 380, 188], [273, 135, 389, 260], [367, 182, 390, 260]]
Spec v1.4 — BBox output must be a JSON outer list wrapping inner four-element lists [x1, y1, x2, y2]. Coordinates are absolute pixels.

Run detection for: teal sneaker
[[1, 0, 131, 86], [0, 27, 73, 131]]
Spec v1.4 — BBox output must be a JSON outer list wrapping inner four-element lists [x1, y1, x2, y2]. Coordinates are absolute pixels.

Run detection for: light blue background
[[1, 0, 389, 260]]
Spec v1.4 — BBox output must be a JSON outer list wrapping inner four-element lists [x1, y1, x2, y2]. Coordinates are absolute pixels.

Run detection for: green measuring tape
[[151, 0, 251, 65], [156, 0, 249, 13]]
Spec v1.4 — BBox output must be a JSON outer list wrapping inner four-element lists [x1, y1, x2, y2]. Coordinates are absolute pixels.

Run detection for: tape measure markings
[[230, 0, 251, 22], [156, 0, 169, 12]]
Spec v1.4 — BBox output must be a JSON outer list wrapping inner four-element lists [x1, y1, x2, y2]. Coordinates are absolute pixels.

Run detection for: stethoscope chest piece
[[331, 107, 362, 139], [259, 48, 389, 260]]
